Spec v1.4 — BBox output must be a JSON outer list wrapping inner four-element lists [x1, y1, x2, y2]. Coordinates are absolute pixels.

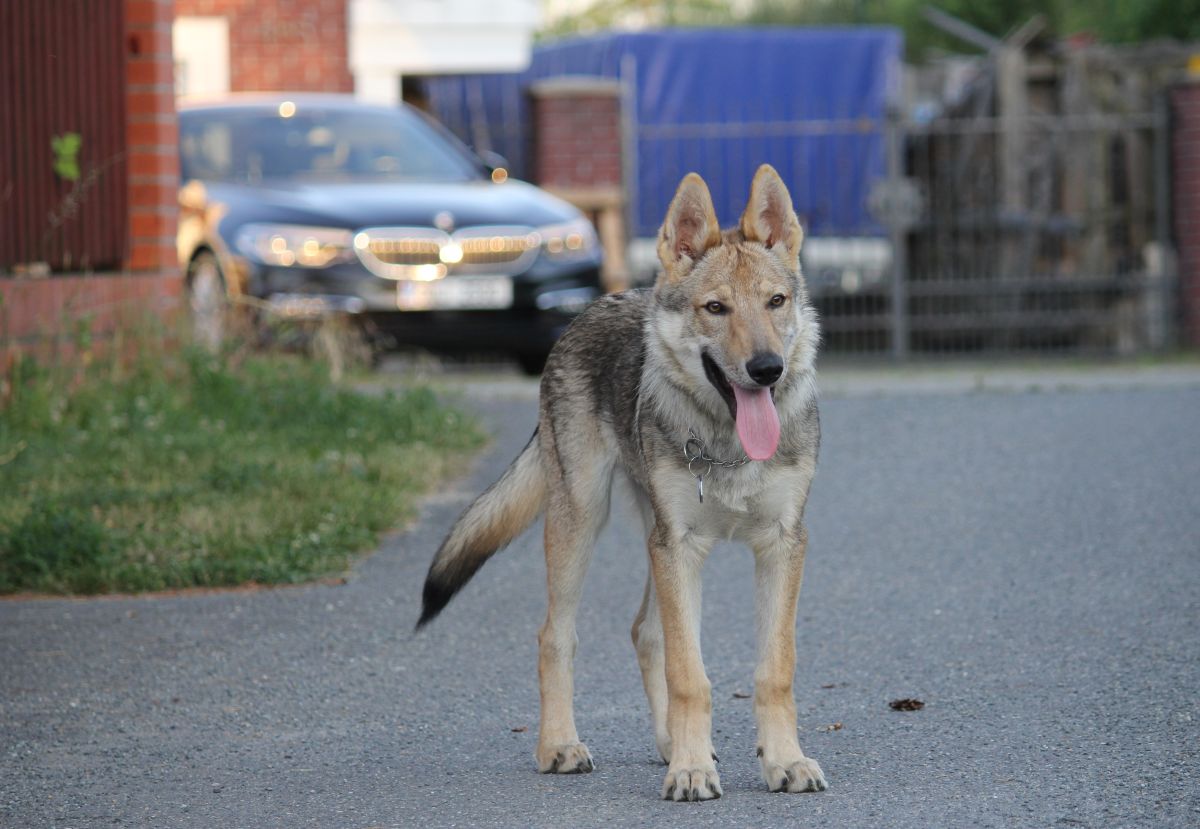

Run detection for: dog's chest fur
[[640, 369, 819, 543], [635, 299, 819, 539]]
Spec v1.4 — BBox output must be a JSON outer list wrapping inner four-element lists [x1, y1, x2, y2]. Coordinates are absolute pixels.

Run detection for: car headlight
[[535, 218, 599, 261], [235, 224, 355, 268]]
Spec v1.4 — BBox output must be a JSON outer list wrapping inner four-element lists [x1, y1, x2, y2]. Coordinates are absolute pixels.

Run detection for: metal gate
[[0, 0, 128, 274], [892, 107, 1176, 358]]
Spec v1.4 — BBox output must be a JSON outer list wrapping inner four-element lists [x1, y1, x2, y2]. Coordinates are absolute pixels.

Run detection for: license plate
[[397, 276, 514, 311]]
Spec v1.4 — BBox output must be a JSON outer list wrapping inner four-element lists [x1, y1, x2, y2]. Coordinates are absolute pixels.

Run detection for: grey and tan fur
[[418, 165, 825, 801]]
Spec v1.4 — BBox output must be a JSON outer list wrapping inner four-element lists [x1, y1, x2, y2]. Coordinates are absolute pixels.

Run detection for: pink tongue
[[731, 384, 781, 461]]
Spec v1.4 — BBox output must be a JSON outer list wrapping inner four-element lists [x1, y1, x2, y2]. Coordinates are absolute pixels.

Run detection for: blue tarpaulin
[[425, 28, 901, 238]]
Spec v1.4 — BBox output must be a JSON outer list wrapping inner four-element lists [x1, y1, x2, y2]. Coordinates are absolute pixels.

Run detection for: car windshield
[[179, 104, 482, 184]]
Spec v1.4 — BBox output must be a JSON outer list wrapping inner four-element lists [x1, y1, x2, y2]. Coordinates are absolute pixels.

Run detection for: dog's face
[[653, 166, 816, 460]]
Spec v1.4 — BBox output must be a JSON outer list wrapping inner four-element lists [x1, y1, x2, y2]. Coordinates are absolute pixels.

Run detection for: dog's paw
[[761, 753, 827, 793], [661, 764, 722, 801], [536, 741, 594, 774]]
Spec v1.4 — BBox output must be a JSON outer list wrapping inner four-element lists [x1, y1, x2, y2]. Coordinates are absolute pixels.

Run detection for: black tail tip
[[415, 577, 454, 631]]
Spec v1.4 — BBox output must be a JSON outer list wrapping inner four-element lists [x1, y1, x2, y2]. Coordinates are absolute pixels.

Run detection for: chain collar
[[683, 428, 749, 503]]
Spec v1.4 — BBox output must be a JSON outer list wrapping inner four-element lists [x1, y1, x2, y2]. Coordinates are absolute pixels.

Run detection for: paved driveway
[[3, 368, 1199, 828]]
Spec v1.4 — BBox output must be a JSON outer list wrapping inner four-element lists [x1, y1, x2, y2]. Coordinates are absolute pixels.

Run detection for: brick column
[[531, 77, 623, 192], [1172, 83, 1200, 347], [530, 77, 628, 290], [126, 0, 180, 277]]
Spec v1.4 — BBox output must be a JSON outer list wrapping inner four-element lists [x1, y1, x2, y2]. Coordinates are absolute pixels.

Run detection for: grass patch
[[0, 336, 485, 595]]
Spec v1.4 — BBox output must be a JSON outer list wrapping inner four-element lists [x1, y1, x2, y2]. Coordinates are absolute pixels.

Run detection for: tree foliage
[[543, 0, 1200, 58], [539, 0, 737, 39], [743, 0, 1200, 58]]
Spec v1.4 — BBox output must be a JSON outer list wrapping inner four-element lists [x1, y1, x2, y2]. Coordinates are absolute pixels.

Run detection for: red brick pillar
[[531, 77, 623, 192], [529, 77, 628, 290], [125, 0, 180, 280], [1172, 83, 1200, 347]]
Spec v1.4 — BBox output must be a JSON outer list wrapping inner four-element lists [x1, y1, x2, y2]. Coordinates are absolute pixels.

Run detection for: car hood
[[204, 178, 582, 232]]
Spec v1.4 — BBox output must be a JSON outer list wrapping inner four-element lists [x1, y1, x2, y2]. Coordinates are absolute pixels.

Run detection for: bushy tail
[[416, 430, 546, 629]]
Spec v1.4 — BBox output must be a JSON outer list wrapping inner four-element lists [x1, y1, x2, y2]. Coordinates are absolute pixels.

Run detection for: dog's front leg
[[752, 524, 827, 793], [650, 526, 721, 801]]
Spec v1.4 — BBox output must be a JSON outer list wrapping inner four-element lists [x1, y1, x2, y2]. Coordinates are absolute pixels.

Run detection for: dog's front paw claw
[[762, 755, 827, 793], [661, 766, 722, 801], [537, 742, 594, 774]]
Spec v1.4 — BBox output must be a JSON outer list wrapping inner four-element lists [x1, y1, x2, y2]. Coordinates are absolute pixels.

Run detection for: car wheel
[[516, 350, 550, 376], [187, 251, 227, 351]]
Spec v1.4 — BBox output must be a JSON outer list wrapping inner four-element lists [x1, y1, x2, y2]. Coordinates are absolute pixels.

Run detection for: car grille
[[356, 226, 540, 279], [369, 237, 442, 267]]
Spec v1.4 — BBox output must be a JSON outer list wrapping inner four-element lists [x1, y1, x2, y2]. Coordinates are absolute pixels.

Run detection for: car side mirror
[[478, 150, 509, 171]]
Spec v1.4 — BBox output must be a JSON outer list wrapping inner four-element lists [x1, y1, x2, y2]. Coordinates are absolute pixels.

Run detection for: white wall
[[173, 16, 230, 100], [349, 0, 541, 105]]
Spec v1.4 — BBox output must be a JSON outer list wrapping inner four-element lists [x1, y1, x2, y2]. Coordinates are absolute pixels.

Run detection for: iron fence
[[895, 108, 1175, 357]]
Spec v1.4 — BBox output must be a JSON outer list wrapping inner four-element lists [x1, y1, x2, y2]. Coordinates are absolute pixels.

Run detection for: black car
[[177, 95, 603, 371]]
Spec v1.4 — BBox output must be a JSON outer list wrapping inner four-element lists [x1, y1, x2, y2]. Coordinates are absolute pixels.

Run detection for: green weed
[[0, 334, 484, 595]]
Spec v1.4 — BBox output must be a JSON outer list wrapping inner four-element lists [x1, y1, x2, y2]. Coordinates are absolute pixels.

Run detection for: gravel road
[[3, 367, 1198, 828]]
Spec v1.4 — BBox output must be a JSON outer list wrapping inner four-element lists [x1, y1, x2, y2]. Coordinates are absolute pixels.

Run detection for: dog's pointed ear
[[739, 164, 803, 269], [657, 173, 721, 282]]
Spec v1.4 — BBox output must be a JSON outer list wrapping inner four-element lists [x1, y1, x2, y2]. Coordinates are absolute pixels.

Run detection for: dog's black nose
[[746, 352, 784, 386]]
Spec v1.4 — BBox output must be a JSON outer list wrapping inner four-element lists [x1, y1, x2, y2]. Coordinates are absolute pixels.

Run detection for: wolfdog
[[418, 165, 825, 801]]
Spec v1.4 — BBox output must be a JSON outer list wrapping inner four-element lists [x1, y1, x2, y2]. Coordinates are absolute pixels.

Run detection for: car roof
[[177, 93, 407, 117]]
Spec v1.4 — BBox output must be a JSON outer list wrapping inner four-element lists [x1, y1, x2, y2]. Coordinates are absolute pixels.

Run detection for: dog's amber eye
[[705, 301, 726, 315], [769, 293, 787, 308]]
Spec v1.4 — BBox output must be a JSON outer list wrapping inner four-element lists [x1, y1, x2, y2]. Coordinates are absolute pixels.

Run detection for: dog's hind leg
[[752, 524, 827, 793], [534, 426, 613, 775]]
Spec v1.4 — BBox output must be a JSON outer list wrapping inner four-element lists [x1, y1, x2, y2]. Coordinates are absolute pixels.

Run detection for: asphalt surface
[[3, 368, 1199, 828]]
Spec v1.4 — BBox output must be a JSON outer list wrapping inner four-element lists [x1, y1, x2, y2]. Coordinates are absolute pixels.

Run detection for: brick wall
[[1, 275, 183, 358], [1172, 84, 1200, 347], [1, 0, 181, 357], [175, 0, 353, 93], [530, 78, 623, 191]]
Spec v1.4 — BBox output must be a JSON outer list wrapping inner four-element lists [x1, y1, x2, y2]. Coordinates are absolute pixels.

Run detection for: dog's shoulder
[[548, 289, 652, 368], [576, 287, 653, 330], [541, 289, 652, 416]]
